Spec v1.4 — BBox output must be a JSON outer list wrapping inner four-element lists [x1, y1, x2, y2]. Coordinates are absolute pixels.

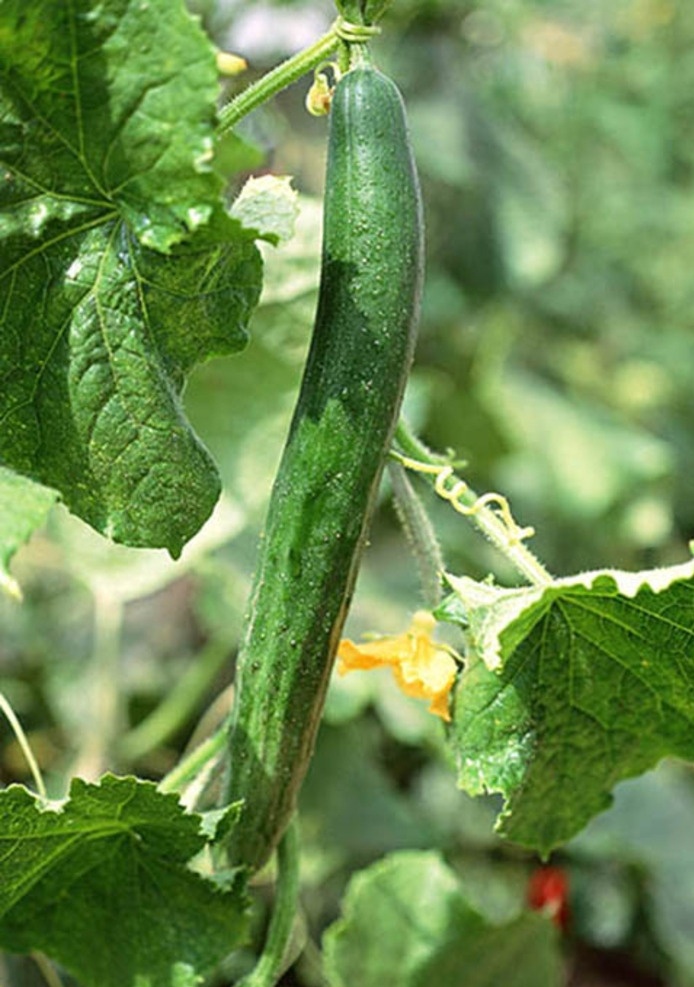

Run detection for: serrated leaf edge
[[445, 557, 694, 671]]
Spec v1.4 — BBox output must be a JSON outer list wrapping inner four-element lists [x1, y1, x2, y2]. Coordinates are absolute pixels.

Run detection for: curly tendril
[[334, 17, 382, 43], [432, 466, 536, 545], [389, 444, 552, 587], [395, 455, 535, 547]]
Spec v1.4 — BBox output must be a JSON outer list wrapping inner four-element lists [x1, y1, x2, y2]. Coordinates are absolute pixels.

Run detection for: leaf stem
[[238, 819, 301, 987], [0, 568, 22, 601], [32, 952, 64, 987], [71, 593, 124, 781], [216, 17, 381, 134], [118, 637, 230, 762], [393, 420, 553, 588], [0, 690, 46, 798], [157, 726, 227, 795]]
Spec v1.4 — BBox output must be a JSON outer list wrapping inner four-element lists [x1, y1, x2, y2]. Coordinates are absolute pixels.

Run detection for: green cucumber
[[225, 61, 423, 872]]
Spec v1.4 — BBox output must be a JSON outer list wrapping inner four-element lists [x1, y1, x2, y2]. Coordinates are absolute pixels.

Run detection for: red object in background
[[527, 865, 570, 930]]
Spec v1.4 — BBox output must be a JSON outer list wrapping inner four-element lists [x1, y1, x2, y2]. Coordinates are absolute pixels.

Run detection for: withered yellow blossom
[[337, 611, 458, 721]]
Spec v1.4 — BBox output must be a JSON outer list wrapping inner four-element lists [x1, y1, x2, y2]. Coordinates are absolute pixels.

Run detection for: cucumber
[[225, 62, 423, 872]]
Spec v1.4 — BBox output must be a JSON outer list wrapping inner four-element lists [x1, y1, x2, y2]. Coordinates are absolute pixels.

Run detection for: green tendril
[[335, 18, 381, 42], [393, 419, 553, 588]]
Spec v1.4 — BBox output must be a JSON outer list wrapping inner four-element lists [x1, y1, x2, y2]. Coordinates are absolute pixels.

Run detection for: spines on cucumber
[[225, 62, 424, 873]]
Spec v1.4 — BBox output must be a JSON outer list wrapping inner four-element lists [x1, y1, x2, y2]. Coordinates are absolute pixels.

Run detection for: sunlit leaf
[[0, 775, 247, 987], [440, 560, 694, 854], [230, 175, 299, 246]]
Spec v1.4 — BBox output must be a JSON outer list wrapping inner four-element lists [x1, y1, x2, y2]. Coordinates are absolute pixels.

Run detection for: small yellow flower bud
[[305, 71, 333, 117], [216, 51, 248, 77]]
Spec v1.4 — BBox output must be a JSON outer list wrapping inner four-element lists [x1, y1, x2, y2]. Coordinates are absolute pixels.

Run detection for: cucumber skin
[[225, 66, 424, 872]]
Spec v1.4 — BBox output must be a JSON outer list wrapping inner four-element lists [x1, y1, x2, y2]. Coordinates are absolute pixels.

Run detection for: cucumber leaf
[[0, 0, 263, 556], [323, 850, 562, 987], [439, 560, 694, 854], [0, 775, 247, 987]]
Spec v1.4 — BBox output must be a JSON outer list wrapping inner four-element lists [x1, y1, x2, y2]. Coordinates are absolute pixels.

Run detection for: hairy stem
[[388, 460, 444, 608], [217, 17, 381, 133]]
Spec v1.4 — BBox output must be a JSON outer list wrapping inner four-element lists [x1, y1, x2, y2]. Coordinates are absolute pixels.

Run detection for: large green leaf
[[323, 851, 561, 987], [0, 775, 247, 987], [440, 559, 694, 855], [0, 0, 263, 556]]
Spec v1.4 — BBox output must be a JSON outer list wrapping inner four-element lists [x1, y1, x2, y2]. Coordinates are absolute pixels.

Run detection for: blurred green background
[[3, 0, 694, 984]]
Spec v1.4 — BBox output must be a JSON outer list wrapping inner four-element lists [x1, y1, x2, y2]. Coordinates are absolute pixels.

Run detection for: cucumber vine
[[1, 3, 691, 987]]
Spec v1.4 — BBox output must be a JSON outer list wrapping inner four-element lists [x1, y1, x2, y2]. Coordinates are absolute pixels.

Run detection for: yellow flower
[[337, 611, 458, 721]]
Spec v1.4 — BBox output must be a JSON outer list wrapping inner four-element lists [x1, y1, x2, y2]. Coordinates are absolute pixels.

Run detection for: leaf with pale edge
[[230, 176, 299, 246], [0, 0, 263, 556], [323, 850, 561, 987], [0, 775, 247, 987], [0, 466, 56, 597], [439, 559, 694, 855]]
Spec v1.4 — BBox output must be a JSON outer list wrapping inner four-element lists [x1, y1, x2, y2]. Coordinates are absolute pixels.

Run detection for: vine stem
[[393, 420, 553, 588], [0, 690, 46, 798], [32, 952, 64, 987], [157, 726, 227, 796], [216, 17, 380, 134], [238, 819, 301, 987], [118, 637, 230, 763]]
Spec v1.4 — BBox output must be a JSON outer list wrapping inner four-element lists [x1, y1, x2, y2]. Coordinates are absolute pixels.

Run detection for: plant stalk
[[0, 690, 46, 798], [217, 16, 381, 133], [388, 459, 444, 608], [238, 820, 301, 987], [118, 637, 230, 763], [158, 726, 227, 795], [217, 26, 341, 134]]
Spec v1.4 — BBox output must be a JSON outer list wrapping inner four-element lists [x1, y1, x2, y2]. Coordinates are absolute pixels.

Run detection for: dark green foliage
[[0, 0, 262, 556], [0, 777, 247, 987]]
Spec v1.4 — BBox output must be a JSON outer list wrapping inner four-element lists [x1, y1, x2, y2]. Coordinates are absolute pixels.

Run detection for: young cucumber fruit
[[225, 63, 424, 872]]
